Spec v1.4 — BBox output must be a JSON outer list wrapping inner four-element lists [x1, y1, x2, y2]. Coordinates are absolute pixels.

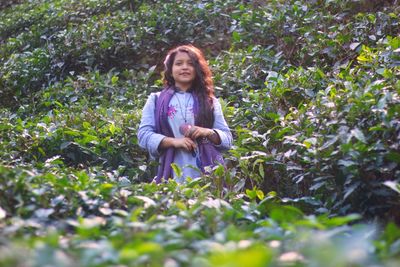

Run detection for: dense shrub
[[1, 0, 400, 265], [1, 164, 398, 267], [0, 0, 237, 107], [204, 1, 400, 221], [219, 37, 400, 220]]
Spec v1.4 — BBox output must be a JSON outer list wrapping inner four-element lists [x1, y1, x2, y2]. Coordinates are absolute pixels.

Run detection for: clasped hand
[[174, 126, 213, 152], [185, 125, 213, 140]]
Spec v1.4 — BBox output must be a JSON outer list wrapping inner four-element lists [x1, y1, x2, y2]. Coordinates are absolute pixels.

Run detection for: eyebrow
[[174, 59, 193, 63]]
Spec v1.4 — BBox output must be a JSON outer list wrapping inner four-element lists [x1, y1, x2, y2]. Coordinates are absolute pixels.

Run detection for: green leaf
[[338, 159, 356, 167], [344, 182, 360, 200], [256, 190, 264, 200], [303, 137, 317, 149], [382, 222, 400, 244], [275, 127, 292, 139], [320, 214, 361, 227], [214, 164, 225, 177], [258, 163, 264, 178], [233, 179, 246, 192], [209, 244, 273, 267], [246, 189, 258, 201], [265, 112, 281, 122], [351, 128, 366, 143], [357, 54, 371, 62], [232, 31, 241, 42], [269, 205, 304, 223], [384, 181, 400, 194], [385, 152, 400, 164], [134, 196, 156, 208], [82, 121, 91, 129], [109, 123, 116, 135], [175, 201, 187, 210], [319, 136, 338, 150], [63, 130, 81, 137], [171, 163, 182, 178], [388, 36, 400, 49], [135, 242, 163, 254], [111, 75, 119, 85]]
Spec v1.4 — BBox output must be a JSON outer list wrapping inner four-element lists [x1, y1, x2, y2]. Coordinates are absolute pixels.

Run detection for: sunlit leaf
[[319, 213, 361, 227], [232, 31, 241, 42], [351, 128, 366, 143], [349, 42, 361, 50], [209, 244, 273, 267], [171, 163, 182, 178], [384, 181, 400, 194], [256, 190, 265, 200], [0, 207, 6, 220], [134, 196, 157, 208]]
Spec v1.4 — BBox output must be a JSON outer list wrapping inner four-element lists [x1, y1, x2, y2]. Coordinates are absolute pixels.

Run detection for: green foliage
[[0, 0, 236, 107], [208, 2, 400, 220], [1, 0, 400, 265], [0, 164, 396, 267]]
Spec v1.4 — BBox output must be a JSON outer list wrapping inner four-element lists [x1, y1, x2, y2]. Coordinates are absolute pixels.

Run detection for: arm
[[159, 136, 197, 152], [137, 93, 166, 158], [211, 97, 233, 150]]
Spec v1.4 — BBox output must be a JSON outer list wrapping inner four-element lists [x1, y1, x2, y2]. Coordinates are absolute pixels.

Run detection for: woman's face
[[172, 51, 196, 90]]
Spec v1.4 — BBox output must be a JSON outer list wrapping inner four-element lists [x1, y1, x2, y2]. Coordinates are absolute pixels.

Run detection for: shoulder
[[151, 89, 164, 97], [150, 91, 161, 98], [147, 90, 163, 102], [210, 96, 221, 106]]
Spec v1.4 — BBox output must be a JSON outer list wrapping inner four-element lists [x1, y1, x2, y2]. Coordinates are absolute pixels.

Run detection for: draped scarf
[[154, 87, 224, 183]]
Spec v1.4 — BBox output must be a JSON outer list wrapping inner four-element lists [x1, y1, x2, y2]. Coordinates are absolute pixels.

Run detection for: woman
[[138, 44, 232, 183]]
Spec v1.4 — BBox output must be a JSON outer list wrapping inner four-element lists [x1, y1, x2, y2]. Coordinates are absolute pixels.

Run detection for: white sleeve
[[212, 97, 233, 150], [137, 93, 166, 158]]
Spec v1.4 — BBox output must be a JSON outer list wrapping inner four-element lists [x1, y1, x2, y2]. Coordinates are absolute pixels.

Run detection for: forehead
[[174, 51, 191, 61]]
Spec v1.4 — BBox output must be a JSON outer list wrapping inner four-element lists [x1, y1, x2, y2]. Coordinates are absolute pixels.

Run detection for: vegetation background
[[0, 0, 400, 266]]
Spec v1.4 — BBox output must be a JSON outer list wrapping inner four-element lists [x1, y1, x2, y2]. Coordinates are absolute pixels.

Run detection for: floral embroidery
[[167, 105, 177, 119]]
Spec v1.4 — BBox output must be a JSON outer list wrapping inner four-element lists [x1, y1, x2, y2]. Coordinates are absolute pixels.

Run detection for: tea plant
[[1, 0, 400, 266]]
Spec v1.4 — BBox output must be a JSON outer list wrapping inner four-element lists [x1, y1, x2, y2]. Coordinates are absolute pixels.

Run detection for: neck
[[175, 83, 191, 92]]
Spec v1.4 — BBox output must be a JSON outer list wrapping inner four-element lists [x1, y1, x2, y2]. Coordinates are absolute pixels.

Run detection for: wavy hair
[[163, 44, 215, 128]]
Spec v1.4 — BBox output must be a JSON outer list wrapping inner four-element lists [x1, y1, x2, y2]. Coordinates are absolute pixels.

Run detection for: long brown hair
[[163, 44, 215, 128]]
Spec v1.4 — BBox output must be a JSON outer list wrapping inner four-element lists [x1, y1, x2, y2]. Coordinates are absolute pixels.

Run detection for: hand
[[186, 126, 214, 140], [172, 137, 197, 152]]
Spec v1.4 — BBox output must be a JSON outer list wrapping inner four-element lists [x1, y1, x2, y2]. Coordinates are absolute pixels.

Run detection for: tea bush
[[0, 0, 238, 107], [208, 1, 400, 220], [1, 0, 400, 265], [1, 164, 398, 266]]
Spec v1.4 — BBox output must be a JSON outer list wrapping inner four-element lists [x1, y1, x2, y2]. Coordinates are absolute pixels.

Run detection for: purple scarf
[[154, 87, 224, 183]]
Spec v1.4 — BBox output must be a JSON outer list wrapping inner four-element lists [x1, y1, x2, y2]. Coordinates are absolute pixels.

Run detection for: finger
[[187, 138, 195, 150], [184, 127, 192, 137], [183, 139, 189, 150], [189, 129, 195, 139], [185, 129, 193, 138], [184, 138, 194, 151], [187, 139, 197, 151], [193, 129, 203, 139], [190, 128, 199, 139], [183, 139, 191, 150]]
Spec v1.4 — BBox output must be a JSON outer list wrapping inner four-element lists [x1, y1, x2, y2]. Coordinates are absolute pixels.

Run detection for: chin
[[179, 80, 194, 84]]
